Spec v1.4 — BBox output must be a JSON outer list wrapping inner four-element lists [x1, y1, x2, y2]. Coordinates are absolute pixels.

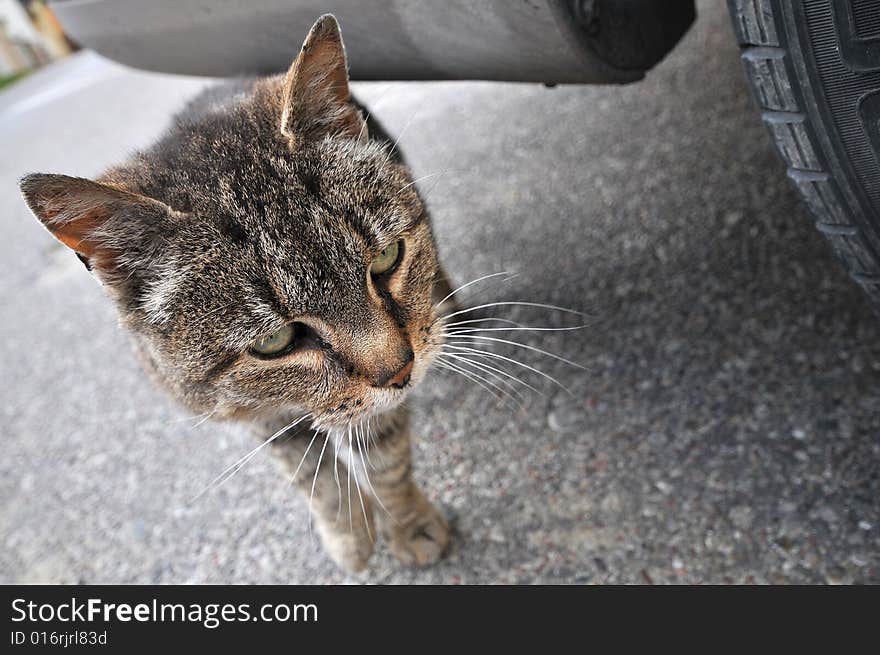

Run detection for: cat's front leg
[[266, 420, 375, 573], [363, 408, 449, 566]]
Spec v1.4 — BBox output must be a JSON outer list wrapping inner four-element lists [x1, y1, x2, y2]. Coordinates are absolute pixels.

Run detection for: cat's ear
[[20, 173, 176, 275], [280, 14, 368, 143]]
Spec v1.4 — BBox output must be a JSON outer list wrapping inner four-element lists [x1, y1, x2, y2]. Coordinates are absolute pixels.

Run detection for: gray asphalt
[[2, 1, 878, 584]]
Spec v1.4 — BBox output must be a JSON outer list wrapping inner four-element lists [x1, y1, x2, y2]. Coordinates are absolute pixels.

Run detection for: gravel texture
[[1, 1, 878, 584]]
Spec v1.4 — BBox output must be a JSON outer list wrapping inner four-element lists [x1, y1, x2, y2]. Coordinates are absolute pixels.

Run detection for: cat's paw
[[382, 494, 449, 566], [316, 522, 374, 573]]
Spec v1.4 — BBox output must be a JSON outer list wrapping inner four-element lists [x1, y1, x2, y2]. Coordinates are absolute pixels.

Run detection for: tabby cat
[[21, 15, 455, 572]]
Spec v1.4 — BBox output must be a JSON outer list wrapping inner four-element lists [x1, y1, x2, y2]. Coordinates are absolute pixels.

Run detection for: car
[[50, 0, 880, 314]]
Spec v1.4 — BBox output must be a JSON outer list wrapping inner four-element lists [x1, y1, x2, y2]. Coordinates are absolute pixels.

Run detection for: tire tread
[[728, 0, 880, 309]]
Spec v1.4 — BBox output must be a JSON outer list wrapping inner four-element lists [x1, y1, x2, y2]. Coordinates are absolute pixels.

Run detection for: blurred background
[[0, 1, 74, 89], [1, 1, 878, 584]]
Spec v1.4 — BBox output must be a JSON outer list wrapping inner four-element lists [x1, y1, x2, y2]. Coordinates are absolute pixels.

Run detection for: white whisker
[[421, 169, 450, 200], [443, 344, 574, 396], [441, 317, 525, 329], [333, 427, 343, 522], [164, 409, 217, 427], [357, 419, 375, 470], [445, 325, 585, 335], [365, 416, 386, 468], [435, 271, 512, 309], [440, 301, 584, 322], [387, 109, 420, 161], [445, 334, 586, 370], [437, 353, 526, 399], [395, 170, 447, 198], [190, 413, 311, 503], [435, 359, 521, 411], [289, 429, 320, 485], [347, 423, 354, 531], [355, 424, 393, 520], [308, 431, 331, 537], [439, 352, 543, 397], [190, 410, 218, 429], [352, 425, 373, 542]]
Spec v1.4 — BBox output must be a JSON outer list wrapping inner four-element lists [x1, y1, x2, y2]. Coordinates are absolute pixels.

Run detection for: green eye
[[251, 324, 295, 356], [370, 240, 402, 276]]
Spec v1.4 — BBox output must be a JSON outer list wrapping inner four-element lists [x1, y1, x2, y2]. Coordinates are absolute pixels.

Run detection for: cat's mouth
[[312, 388, 408, 430], [313, 348, 437, 429]]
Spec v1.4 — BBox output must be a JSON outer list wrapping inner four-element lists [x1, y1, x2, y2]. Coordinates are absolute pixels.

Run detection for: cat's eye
[[251, 324, 296, 356], [370, 240, 403, 277]]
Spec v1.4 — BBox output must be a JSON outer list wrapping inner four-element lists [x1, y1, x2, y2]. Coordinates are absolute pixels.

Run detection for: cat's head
[[20, 15, 444, 428]]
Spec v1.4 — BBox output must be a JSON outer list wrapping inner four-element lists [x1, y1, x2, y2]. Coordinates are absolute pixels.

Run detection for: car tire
[[728, 0, 880, 314]]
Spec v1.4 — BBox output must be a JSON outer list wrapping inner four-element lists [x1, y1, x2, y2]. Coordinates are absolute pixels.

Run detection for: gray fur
[[20, 15, 451, 571]]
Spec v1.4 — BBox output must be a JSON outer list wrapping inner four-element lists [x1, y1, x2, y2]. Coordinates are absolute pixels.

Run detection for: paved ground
[[2, 1, 879, 584]]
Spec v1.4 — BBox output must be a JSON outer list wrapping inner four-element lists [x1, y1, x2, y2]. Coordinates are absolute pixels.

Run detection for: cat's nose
[[387, 359, 413, 389], [374, 349, 414, 389]]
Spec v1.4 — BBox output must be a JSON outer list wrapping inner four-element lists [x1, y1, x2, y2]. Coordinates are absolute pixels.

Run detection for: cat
[[20, 15, 457, 572]]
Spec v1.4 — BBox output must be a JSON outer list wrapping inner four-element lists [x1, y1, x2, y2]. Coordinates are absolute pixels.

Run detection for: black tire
[[727, 0, 880, 313]]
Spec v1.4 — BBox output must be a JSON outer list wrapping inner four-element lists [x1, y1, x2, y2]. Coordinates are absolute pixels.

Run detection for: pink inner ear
[[22, 173, 172, 276], [42, 201, 110, 258], [281, 16, 365, 141], [303, 39, 350, 105]]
